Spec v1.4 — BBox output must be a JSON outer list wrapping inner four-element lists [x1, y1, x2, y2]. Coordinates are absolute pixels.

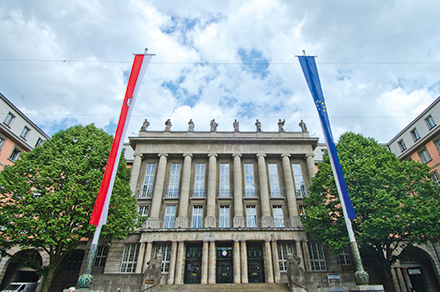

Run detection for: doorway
[[184, 244, 202, 284], [216, 245, 233, 283], [247, 242, 265, 283]]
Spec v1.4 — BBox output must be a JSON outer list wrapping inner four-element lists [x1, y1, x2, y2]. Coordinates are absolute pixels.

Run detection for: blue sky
[[1, 0, 440, 143]]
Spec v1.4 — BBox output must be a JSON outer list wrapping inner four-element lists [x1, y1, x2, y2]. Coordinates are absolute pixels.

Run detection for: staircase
[[158, 283, 290, 292]]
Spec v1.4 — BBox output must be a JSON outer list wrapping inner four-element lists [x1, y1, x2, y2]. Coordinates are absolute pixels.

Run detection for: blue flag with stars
[[298, 56, 356, 220]]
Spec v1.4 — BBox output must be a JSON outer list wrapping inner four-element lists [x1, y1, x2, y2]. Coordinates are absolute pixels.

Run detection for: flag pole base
[[77, 274, 93, 288], [354, 270, 369, 285]]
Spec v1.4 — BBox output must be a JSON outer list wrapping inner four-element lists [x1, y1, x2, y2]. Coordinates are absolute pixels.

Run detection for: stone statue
[[255, 119, 262, 132], [188, 119, 194, 132], [165, 119, 172, 131], [286, 253, 308, 292], [210, 119, 218, 132], [278, 119, 285, 132], [233, 119, 239, 132], [142, 250, 163, 291], [140, 119, 150, 132], [299, 120, 308, 133]]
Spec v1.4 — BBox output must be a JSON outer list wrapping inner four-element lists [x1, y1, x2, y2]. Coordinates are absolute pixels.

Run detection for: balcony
[[163, 189, 179, 198], [138, 188, 153, 198], [270, 189, 285, 197], [217, 190, 230, 198], [191, 189, 206, 198], [244, 189, 258, 198]]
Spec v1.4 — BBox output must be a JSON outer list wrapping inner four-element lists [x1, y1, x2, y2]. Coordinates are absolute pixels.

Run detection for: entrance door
[[185, 260, 202, 284], [248, 260, 264, 283], [216, 261, 233, 283]]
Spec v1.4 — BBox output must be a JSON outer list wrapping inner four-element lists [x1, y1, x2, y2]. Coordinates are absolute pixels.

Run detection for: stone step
[[157, 283, 290, 292]]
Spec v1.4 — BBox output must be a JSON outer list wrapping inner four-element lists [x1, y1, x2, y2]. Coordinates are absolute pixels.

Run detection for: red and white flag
[[90, 53, 153, 226]]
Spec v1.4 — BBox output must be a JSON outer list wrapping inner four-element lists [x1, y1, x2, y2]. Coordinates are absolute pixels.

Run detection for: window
[[418, 149, 431, 163], [268, 164, 281, 196], [339, 247, 351, 266], [120, 244, 139, 273], [308, 242, 326, 271], [398, 140, 407, 152], [273, 206, 284, 227], [141, 164, 156, 198], [192, 206, 203, 228], [219, 164, 230, 197], [244, 164, 255, 197], [426, 115, 436, 129], [0, 136, 5, 152], [154, 243, 172, 273], [292, 164, 306, 197], [35, 138, 43, 147], [94, 246, 109, 267], [139, 205, 149, 217], [246, 206, 257, 228], [65, 250, 85, 271], [278, 242, 295, 272], [164, 206, 176, 228], [9, 147, 21, 162], [20, 126, 30, 140], [168, 164, 181, 197], [410, 128, 420, 141], [219, 205, 230, 228], [432, 171, 440, 186], [194, 164, 205, 197], [3, 112, 15, 127]]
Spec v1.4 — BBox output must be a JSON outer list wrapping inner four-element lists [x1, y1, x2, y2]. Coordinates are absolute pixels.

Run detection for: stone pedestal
[[349, 285, 385, 292]]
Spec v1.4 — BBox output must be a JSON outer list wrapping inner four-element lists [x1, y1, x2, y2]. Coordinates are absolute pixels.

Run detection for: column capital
[[232, 153, 242, 158], [208, 153, 218, 158], [133, 153, 143, 158], [256, 153, 266, 158], [183, 153, 193, 158], [305, 153, 315, 158], [281, 153, 291, 159], [158, 153, 169, 158]]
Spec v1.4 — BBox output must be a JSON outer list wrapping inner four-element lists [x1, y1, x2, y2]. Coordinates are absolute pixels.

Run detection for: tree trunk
[[40, 265, 57, 292]]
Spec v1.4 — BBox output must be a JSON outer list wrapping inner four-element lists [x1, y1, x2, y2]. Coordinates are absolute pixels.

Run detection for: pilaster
[[233, 240, 241, 283], [205, 154, 217, 227], [167, 241, 178, 285], [129, 153, 143, 194], [257, 154, 272, 227], [176, 153, 192, 228], [240, 241, 248, 283]]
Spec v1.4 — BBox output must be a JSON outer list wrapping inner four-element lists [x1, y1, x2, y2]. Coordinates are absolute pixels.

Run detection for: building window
[[273, 206, 284, 227], [35, 138, 43, 147], [339, 247, 351, 266], [398, 139, 407, 152], [418, 149, 431, 163], [141, 164, 156, 198], [432, 171, 440, 186], [219, 205, 230, 228], [292, 164, 306, 197], [244, 164, 255, 197], [246, 205, 257, 228], [426, 115, 436, 129], [167, 164, 181, 197], [308, 242, 327, 271], [154, 243, 172, 273], [268, 164, 281, 197], [192, 206, 203, 228], [164, 206, 176, 228], [138, 205, 149, 217], [410, 128, 421, 142], [9, 147, 21, 162], [0, 136, 5, 152], [65, 250, 85, 271], [278, 242, 295, 272], [3, 112, 15, 127], [94, 246, 109, 267], [194, 164, 205, 197], [20, 126, 30, 140], [120, 244, 139, 273], [219, 164, 230, 197]]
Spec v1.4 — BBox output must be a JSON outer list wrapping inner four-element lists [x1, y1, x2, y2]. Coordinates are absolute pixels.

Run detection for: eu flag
[[298, 56, 356, 220]]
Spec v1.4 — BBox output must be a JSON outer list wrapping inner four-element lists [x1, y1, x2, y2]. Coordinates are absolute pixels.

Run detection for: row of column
[[391, 266, 418, 292], [130, 152, 316, 228], [135, 240, 310, 284]]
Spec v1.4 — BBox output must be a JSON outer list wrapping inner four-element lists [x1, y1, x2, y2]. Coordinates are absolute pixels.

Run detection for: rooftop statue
[[233, 119, 239, 132], [210, 119, 218, 132], [188, 119, 194, 132], [299, 120, 308, 133], [278, 119, 285, 132], [255, 119, 262, 132], [140, 119, 150, 132], [165, 119, 172, 131]]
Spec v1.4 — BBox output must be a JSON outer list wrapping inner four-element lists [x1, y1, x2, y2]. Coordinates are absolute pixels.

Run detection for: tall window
[[419, 149, 431, 163], [65, 250, 84, 271], [339, 247, 352, 266], [244, 164, 255, 197], [35, 138, 43, 147], [20, 126, 30, 140], [120, 244, 139, 273], [410, 128, 421, 141], [94, 246, 109, 267], [219, 164, 230, 197], [3, 112, 15, 127], [194, 164, 205, 197], [292, 164, 305, 197], [164, 206, 176, 228], [273, 206, 284, 227], [154, 243, 172, 273], [278, 242, 295, 272], [268, 164, 281, 196], [168, 164, 181, 197], [192, 206, 203, 228], [9, 148, 21, 162], [141, 164, 156, 198], [308, 242, 327, 271], [246, 206, 257, 227], [219, 205, 230, 228], [398, 140, 407, 152], [426, 115, 436, 129]]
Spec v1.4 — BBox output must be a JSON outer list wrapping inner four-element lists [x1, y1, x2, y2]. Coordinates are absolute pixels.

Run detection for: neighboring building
[[0, 93, 50, 171]]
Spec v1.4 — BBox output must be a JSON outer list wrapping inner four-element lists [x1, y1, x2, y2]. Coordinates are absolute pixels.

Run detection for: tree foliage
[[0, 124, 137, 292], [303, 132, 440, 291]]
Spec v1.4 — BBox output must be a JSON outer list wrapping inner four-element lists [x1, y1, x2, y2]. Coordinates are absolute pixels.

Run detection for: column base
[[205, 216, 217, 228], [233, 216, 245, 228], [144, 218, 161, 229], [175, 217, 188, 228], [261, 216, 273, 227]]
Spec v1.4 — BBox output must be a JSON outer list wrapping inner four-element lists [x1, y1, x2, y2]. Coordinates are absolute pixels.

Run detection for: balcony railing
[[270, 189, 285, 197], [164, 189, 179, 198], [190, 189, 206, 197], [244, 189, 258, 198], [217, 190, 230, 197], [138, 188, 153, 198]]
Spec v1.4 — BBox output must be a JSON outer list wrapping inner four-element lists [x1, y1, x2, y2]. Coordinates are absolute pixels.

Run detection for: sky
[[1, 0, 440, 144]]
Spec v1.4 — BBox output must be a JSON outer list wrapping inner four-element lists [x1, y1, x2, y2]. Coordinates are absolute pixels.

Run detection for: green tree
[[0, 124, 137, 292], [303, 132, 440, 292]]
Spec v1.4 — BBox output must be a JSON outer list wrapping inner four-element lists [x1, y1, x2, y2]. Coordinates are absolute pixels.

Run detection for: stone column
[[201, 241, 209, 284], [402, 268, 412, 291], [148, 154, 168, 227], [143, 242, 153, 272], [176, 153, 192, 228], [135, 242, 146, 273], [301, 241, 311, 271], [282, 154, 298, 224], [175, 241, 185, 284], [257, 154, 272, 227], [295, 240, 305, 269], [391, 268, 402, 292], [264, 241, 274, 283], [396, 267, 406, 292], [167, 241, 178, 284], [241, 241, 248, 283], [271, 241, 281, 283], [306, 153, 316, 178], [233, 240, 241, 283], [129, 153, 143, 194], [205, 154, 217, 227], [208, 241, 216, 284], [233, 154, 245, 227]]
